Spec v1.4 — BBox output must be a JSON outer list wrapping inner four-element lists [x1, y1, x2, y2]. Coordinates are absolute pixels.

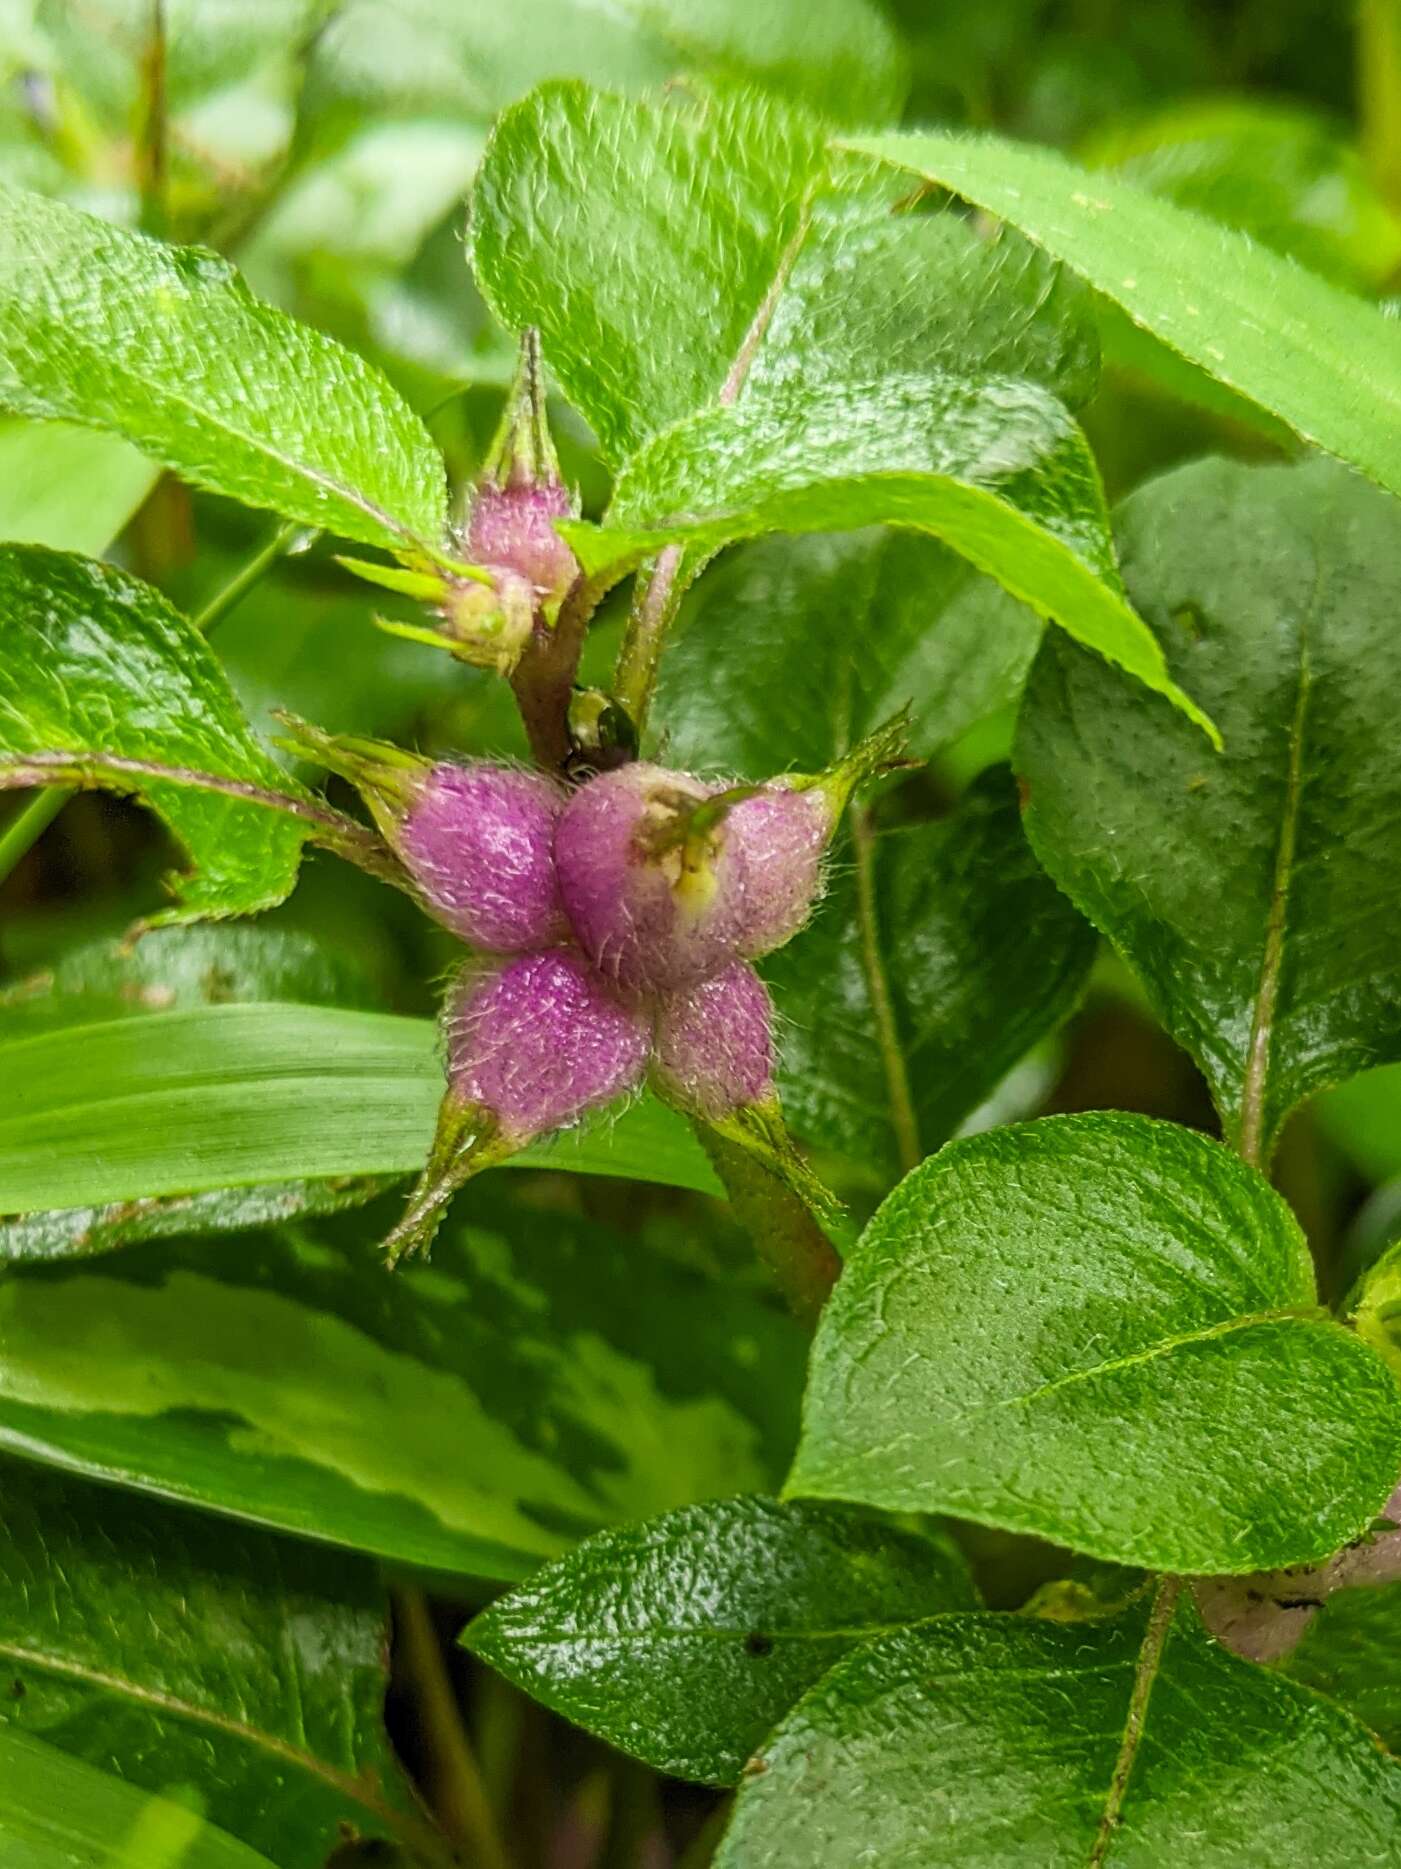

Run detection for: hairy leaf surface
[[846, 128, 1401, 500], [790, 1112, 1401, 1572], [0, 189, 446, 549], [466, 1496, 976, 1783]]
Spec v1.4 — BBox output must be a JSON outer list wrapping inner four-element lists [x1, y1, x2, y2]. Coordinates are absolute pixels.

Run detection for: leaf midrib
[[0, 1636, 412, 1835]]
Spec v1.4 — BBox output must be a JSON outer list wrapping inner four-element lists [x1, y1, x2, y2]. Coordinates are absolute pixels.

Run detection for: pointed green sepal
[[382, 1089, 517, 1268], [481, 326, 563, 492], [271, 710, 431, 833]]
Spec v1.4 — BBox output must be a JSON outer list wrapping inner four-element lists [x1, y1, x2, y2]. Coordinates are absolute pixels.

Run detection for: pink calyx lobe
[[653, 960, 776, 1120], [399, 763, 568, 952]]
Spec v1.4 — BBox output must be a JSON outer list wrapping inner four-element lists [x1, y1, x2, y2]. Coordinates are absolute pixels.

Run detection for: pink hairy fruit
[[398, 763, 568, 952], [653, 960, 776, 1120]]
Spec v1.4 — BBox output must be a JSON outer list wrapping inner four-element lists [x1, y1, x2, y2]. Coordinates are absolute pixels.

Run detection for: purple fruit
[[554, 763, 752, 994], [467, 481, 578, 609], [400, 763, 568, 952], [653, 961, 775, 1119], [446, 948, 650, 1141], [726, 786, 832, 958]]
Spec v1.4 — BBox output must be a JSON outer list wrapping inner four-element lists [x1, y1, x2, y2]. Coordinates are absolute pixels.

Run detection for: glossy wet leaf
[[0, 189, 446, 550], [572, 376, 1209, 734], [473, 83, 1097, 466], [0, 1726, 276, 1869], [1017, 455, 1401, 1160], [846, 127, 1401, 500], [1283, 1581, 1401, 1751], [654, 531, 1042, 778], [790, 1112, 1401, 1572], [0, 547, 312, 919], [0, 1003, 719, 1216], [304, 0, 907, 145], [717, 1595, 1401, 1866], [0, 1459, 433, 1868], [0, 416, 156, 554], [466, 1496, 976, 1784], [0, 1187, 804, 1581], [763, 769, 1096, 1180]]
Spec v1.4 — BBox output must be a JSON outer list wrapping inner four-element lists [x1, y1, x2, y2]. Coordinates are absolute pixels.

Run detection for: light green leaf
[[0, 1002, 719, 1217], [717, 1592, 1401, 1866], [845, 126, 1401, 500], [0, 188, 447, 550], [1017, 455, 1401, 1161], [0, 1184, 804, 1581], [0, 1458, 437, 1869], [0, 546, 319, 920], [472, 84, 1098, 467], [1316, 1066, 1401, 1185], [304, 0, 907, 143], [1085, 99, 1401, 289], [1283, 1579, 1401, 1752], [763, 769, 1095, 1181], [0, 1727, 276, 1869], [789, 1112, 1401, 1573], [652, 530, 1042, 778], [465, 1496, 976, 1785], [0, 416, 155, 554], [570, 374, 1210, 734]]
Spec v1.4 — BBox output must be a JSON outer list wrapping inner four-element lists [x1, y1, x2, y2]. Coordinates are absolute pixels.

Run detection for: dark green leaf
[[845, 127, 1401, 501], [1283, 1580, 1401, 1752], [0, 547, 314, 919], [763, 769, 1095, 1180], [0, 1726, 276, 1869], [717, 1594, 1401, 1866], [0, 1003, 719, 1216], [466, 1496, 975, 1784], [0, 1185, 804, 1581], [789, 1111, 1401, 1572], [653, 531, 1042, 778], [1017, 455, 1401, 1160], [0, 189, 446, 550], [0, 1459, 435, 1869]]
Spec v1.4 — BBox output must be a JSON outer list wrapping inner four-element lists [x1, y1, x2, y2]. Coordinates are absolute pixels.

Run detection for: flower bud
[[725, 786, 833, 959], [554, 763, 752, 994], [434, 568, 537, 672], [652, 961, 775, 1119], [447, 948, 650, 1142], [399, 763, 568, 953]]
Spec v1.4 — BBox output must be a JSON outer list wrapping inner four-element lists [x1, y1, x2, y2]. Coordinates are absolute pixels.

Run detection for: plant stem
[[1360, 0, 1401, 208], [195, 518, 312, 635], [136, 0, 168, 237], [1087, 1575, 1180, 1867], [612, 543, 688, 734], [0, 787, 72, 883], [851, 805, 921, 1176], [695, 1125, 841, 1326], [393, 1587, 514, 1869], [510, 569, 615, 771]]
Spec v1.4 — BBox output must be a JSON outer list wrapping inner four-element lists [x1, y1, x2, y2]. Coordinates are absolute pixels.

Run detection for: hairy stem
[[612, 543, 688, 731], [695, 1125, 841, 1326], [851, 806, 921, 1176], [136, 0, 168, 237], [394, 1587, 514, 1869], [1087, 1575, 1181, 1867], [510, 569, 616, 772]]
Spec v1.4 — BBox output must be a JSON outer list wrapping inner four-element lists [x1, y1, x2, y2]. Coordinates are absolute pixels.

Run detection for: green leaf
[[789, 1111, 1401, 1573], [1283, 1580, 1401, 1752], [0, 1185, 805, 1582], [652, 530, 1043, 777], [0, 1726, 276, 1869], [0, 1003, 719, 1217], [1316, 1066, 1401, 1185], [569, 377, 1210, 736], [304, 0, 908, 143], [0, 188, 446, 551], [0, 416, 156, 554], [0, 1458, 435, 1869], [472, 84, 1098, 467], [0, 546, 315, 919], [1017, 455, 1401, 1162], [763, 769, 1095, 1181], [1084, 99, 1401, 290], [844, 126, 1401, 502], [465, 1496, 976, 1785], [717, 1593, 1401, 1866]]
